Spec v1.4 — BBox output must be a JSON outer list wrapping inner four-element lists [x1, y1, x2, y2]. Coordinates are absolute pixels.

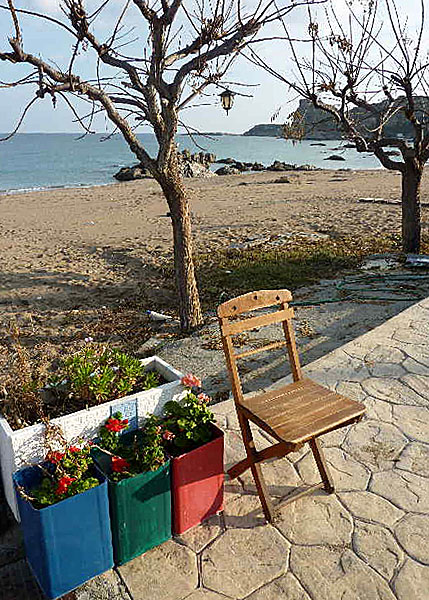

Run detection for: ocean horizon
[[0, 132, 384, 195]]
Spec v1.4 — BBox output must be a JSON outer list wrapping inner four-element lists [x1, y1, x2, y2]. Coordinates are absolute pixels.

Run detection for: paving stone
[[365, 345, 406, 365], [361, 378, 427, 406], [210, 399, 234, 418], [368, 362, 407, 378], [290, 546, 396, 600], [392, 405, 429, 442], [320, 358, 370, 385], [211, 399, 240, 431], [353, 521, 404, 580], [402, 357, 429, 375], [302, 348, 350, 372], [223, 491, 266, 529], [276, 494, 353, 545], [294, 450, 320, 485], [184, 590, 231, 600], [240, 458, 301, 497], [328, 447, 372, 490], [202, 527, 289, 599], [394, 559, 429, 600], [401, 344, 429, 366], [0, 518, 25, 568], [410, 319, 429, 335], [321, 427, 348, 447], [296, 446, 370, 491], [342, 420, 407, 471], [393, 327, 429, 345], [338, 491, 404, 528], [395, 442, 429, 477], [364, 397, 393, 423], [419, 297, 429, 309], [245, 572, 310, 600], [370, 470, 429, 512], [335, 381, 367, 402], [283, 444, 310, 464], [400, 373, 429, 401], [0, 558, 44, 600], [395, 514, 429, 564], [213, 413, 227, 430], [118, 540, 198, 600], [74, 570, 131, 600], [343, 339, 374, 360], [175, 513, 224, 553], [224, 429, 270, 472]]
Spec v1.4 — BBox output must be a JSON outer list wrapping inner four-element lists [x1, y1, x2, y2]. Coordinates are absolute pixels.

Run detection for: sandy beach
[[0, 168, 428, 353]]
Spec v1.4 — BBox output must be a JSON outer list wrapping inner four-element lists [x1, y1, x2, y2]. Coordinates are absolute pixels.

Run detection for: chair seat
[[240, 378, 365, 445]]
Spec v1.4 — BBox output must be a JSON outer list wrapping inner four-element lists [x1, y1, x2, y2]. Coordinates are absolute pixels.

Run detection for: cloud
[[29, 0, 61, 14]]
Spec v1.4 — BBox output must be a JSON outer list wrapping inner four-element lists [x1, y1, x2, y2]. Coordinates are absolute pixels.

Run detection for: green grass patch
[[196, 234, 419, 307]]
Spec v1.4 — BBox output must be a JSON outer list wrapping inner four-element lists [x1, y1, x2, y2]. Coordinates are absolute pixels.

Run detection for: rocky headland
[[243, 96, 429, 140]]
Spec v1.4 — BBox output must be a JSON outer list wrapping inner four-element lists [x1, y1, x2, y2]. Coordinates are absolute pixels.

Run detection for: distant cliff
[[243, 124, 284, 137], [243, 97, 429, 140]]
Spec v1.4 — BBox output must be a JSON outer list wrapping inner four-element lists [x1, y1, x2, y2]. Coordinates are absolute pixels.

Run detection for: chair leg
[[236, 409, 275, 523], [309, 437, 335, 494]]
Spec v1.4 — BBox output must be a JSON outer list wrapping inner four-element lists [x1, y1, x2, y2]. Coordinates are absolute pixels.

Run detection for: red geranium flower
[[56, 475, 76, 496], [47, 451, 65, 465], [105, 417, 128, 433], [68, 446, 80, 453], [181, 373, 202, 389], [111, 456, 130, 473], [163, 430, 175, 441]]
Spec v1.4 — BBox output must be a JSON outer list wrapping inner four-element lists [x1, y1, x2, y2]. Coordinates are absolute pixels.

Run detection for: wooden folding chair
[[218, 289, 366, 522]]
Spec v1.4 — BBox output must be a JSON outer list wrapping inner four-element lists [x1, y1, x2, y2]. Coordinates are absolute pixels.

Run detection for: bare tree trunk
[[159, 169, 203, 332], [401, 162, 422, 254]]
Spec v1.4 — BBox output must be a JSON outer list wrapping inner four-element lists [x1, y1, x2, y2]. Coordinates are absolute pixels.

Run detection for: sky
[[0, 0, 425, 134]]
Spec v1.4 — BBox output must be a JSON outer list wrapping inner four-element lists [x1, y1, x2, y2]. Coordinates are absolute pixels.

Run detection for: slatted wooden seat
[[218, 289, 366, 522]]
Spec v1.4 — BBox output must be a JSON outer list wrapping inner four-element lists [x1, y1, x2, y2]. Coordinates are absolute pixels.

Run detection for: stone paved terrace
[[1, 298, 429, 600]]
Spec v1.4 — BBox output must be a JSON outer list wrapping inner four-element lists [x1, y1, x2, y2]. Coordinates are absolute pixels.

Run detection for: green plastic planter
[[92, 443, 171, 565]]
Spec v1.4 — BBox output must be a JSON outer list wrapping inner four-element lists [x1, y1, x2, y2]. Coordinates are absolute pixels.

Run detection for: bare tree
[[0, 0, 298, 332], [249, 0, 429, 253]]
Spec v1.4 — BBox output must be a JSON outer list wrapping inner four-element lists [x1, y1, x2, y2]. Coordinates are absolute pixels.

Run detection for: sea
[[0, 132, 384, 195]]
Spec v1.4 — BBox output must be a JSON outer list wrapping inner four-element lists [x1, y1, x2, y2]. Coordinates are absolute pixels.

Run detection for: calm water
[[0, 133, 383, 194]]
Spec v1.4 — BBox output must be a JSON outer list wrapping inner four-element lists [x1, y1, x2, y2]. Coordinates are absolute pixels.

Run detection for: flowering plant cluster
[[30, 444, 99, 509], [160, 374, 215, 455], [97, 412, 167, 482], [48, 344, 161, 408]]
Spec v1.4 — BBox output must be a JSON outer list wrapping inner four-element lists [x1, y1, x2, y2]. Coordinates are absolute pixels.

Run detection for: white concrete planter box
[[0, 356, 184, 520]]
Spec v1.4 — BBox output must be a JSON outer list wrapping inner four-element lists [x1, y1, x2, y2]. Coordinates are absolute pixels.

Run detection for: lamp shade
[[219, 89, 235, 114]]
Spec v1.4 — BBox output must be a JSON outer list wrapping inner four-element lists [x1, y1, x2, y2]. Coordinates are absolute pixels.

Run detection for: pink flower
[[163, 430, 175, 441], [197, 393, 211, 404], [181, 373, 202, 389]]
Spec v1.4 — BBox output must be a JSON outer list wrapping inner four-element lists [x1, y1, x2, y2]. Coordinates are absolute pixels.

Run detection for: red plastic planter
[[171, 424, 224, 534]]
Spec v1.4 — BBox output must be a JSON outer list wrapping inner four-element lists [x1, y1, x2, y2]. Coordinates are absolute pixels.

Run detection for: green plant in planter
[[161, 374, 215, 455], [97, 413, 167, 482], [48, 344, 161, 406], [27, 444, 99, 509]]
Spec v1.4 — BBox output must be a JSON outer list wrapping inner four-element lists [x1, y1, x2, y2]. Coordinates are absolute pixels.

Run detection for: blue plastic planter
[[14, 465, 113, 600]]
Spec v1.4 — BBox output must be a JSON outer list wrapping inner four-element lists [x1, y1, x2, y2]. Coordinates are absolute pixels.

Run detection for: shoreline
[[0, 165, 385, 197]]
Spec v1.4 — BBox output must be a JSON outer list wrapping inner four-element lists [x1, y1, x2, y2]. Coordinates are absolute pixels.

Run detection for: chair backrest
[[218, 290, 302, 405]]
